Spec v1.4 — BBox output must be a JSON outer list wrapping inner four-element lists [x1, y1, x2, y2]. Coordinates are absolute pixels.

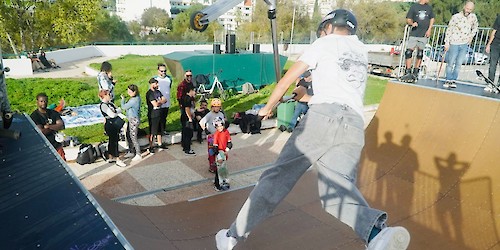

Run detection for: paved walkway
[[66, 107, 377, 207]]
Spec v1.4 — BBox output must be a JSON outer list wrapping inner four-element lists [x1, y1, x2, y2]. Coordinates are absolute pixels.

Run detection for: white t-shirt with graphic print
[[298, 34, 367, 120], [155, 75, 172, 108]]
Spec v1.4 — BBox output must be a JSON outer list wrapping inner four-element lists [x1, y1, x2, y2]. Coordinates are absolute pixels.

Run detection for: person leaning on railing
[[486, 14, 500, 85]]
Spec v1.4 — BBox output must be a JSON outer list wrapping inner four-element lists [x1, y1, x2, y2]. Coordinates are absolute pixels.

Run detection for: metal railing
[[397, 24, 494, 84]]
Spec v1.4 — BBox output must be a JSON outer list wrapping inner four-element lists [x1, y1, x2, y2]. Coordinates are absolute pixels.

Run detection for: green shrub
[[6, 55, 387, 143]]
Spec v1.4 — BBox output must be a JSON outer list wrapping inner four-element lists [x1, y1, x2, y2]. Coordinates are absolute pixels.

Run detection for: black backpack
[[96, 141, 109, 161], [76, 144, 97, 165], [234, 112, 261, 134]]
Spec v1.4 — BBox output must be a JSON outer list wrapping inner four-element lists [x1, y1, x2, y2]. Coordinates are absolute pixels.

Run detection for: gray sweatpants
[[228, 103, 387, 243]]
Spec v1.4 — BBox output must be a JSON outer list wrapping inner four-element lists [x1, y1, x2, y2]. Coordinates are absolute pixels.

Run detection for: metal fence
[[397, 24, 494, 84]]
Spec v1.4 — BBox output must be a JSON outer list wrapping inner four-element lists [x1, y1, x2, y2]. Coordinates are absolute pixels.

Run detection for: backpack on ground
[[241, 82, 256, 95], [76, 144, 97, 165], [96, 141, 108, 161], [233, 112, 261, 134]]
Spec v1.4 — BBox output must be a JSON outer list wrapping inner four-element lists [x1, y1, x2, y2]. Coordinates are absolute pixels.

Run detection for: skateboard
[[476, 70, 500, 94], [216, 151, 230, 190]]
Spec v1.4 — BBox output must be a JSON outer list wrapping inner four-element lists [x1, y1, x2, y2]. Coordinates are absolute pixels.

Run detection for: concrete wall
[[93, 44, 214, 57], [3, 43, 395, 77], [47, 47, 104, 64], [4, 58, 33, 77]]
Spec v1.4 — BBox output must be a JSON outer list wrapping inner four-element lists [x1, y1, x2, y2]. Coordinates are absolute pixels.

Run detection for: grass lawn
[[6, 55, 388, 143]]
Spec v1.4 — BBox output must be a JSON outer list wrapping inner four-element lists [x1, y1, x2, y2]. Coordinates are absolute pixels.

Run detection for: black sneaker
[[221, 183, 230, 190], [160, 144, 169, 150], [185, 149, 196, 155], [278, 125, 287, 132], [148, 147, 155, 154]]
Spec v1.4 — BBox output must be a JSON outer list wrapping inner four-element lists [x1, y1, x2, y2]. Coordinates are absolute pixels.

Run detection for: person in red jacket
[[176, 70, 193, 104], [212, 117, 232, 191]]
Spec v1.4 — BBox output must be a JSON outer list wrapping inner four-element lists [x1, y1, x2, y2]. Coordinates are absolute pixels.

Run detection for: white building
[[170, 0, 253, 30], [217, 0, 253, 31], [115, 0, 171, 22], [116, 0, 252, 31]]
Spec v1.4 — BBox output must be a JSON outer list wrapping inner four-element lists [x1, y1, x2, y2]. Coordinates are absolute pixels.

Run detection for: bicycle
[[196, 73, 227, 100]]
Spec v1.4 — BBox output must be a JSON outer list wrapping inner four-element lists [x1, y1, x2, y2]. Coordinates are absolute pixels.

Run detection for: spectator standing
[[146, 78, 168, 153], [199, 98, 226, 173], [177, 70, 194, 104], [154, 63, 172, 135], [486, 14, 500, 86], [99, 90, 126, 167], [97, 61, 117, 102], [121, 84, 142, 162], [443, 1, 478, 88], [401, 0, 435, 83], [30, 93, 66, 161], [180, 86, 197, 155], [215, 9, 410, 250]]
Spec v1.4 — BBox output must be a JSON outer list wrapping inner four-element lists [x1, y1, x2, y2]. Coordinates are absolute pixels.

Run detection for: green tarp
[[164, 50, 287, 91]]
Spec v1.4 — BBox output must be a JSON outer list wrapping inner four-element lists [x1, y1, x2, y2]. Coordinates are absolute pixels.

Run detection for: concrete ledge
[[4, 58, 33, 77]]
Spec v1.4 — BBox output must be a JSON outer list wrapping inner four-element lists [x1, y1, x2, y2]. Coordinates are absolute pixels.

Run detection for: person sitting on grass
[[30, 93, 66, 161], [39, 50, 60, 69], [194, 99, 210, 143]]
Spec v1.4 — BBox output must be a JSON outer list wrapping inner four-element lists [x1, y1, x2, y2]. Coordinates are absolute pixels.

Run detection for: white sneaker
[[443, 81, 450, 88], [215, 229, 237, 250], [115, 159, 127, 167], [185, 149, 196, 155], [449, 81, 457, 88], [131, 154, 142, 162], [484, 86, 494, 92], [367, 226, 410, 250]]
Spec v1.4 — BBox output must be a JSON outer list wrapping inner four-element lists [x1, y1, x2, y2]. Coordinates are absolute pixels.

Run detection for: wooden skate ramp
[[95, 170, 365, 249], [359, 82, 500, 249]]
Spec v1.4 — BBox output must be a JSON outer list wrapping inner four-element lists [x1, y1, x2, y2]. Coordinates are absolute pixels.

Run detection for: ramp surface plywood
[[96, 170, 366, 250], [359, 81, 500, 250]]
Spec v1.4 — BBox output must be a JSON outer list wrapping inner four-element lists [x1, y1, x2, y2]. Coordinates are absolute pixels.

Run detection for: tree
[[352, 1, 405, 44], [236, 0, 306, 44], [432, 0, 460, 25], [89, 11, 134, 42], [169, 4, 220, 42], [469, 0, 500, 27], [0, 0, 102, 55], [0, 0, 37, 53], [50, 0, 101, 45], [141, 7, 171, 33], [127, 20, 143, 41]]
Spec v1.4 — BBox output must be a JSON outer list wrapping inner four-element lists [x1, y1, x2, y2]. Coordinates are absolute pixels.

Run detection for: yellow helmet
[[211, 98, 222, 107]]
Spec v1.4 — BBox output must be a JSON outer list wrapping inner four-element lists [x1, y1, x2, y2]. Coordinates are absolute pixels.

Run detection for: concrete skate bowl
[[359, 82, 500, 249]]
